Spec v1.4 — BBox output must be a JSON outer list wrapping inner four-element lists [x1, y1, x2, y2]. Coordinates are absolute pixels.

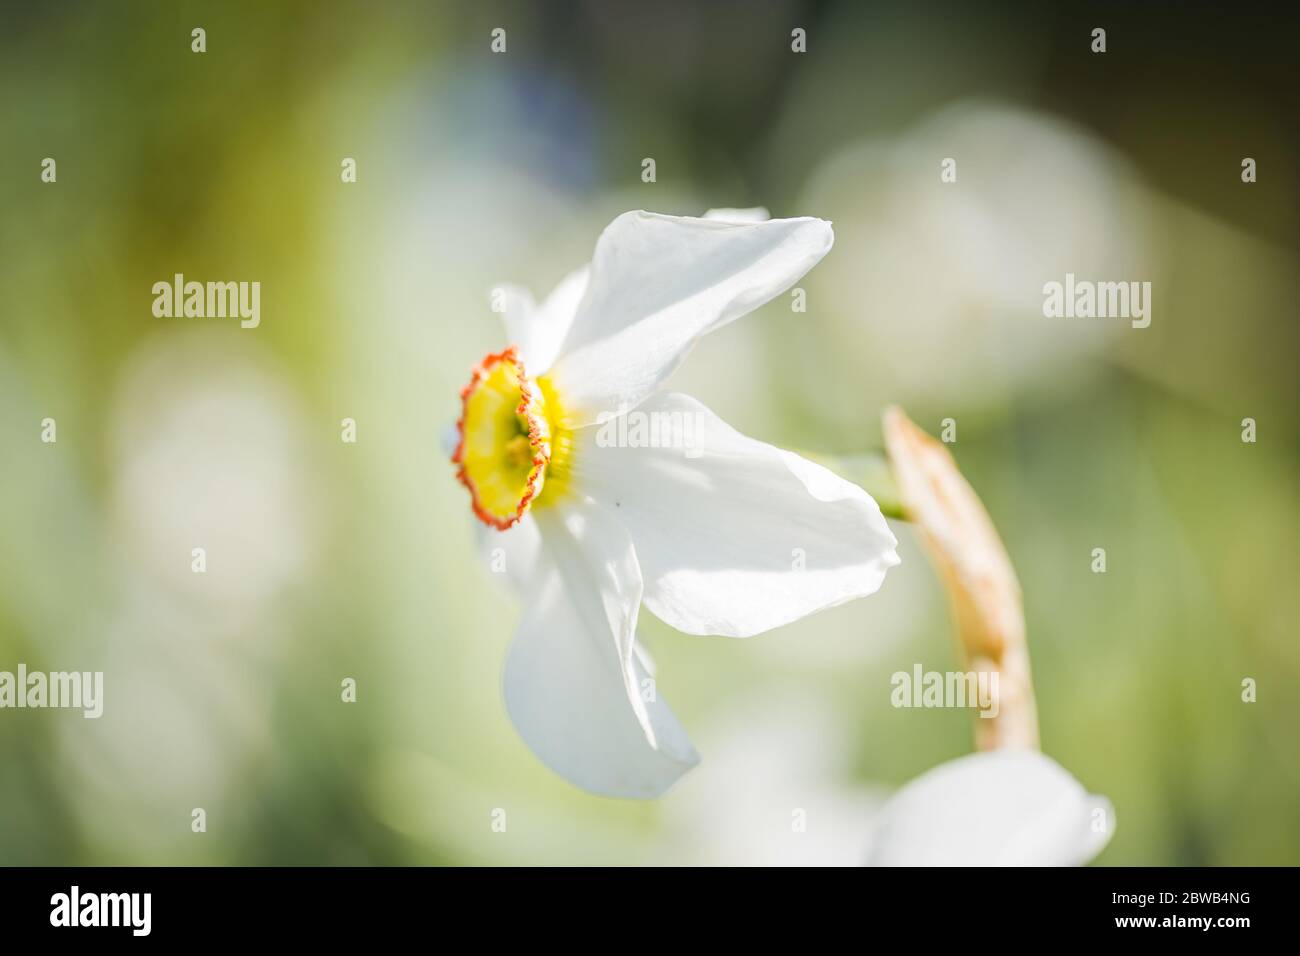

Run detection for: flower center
[[452, 347, 569, 529]]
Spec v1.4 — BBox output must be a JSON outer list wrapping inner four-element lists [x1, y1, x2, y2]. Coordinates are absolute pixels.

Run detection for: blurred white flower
[[55, 585, 273, 862], [108, 332, 321, 610], [660, 693, 887, 866], [453, 209, 900, 798], [57, 331, 318, 860], [800, 101, 1154, 417], [867, 750, 1114, 866]]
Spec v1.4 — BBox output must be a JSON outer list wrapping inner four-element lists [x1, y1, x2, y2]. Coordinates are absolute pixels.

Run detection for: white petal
[[575, 392, 899, 637], [499, 266, 589, 376], [704, 207, 771, 223], [474, 512, 543, 592], [866, 751, 1115, 866], [547, 211, 833, 425], [496, 283, 536, 354], [502, 499, 698, 798]]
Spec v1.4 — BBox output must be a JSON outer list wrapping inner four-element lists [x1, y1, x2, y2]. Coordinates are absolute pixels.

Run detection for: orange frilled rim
[[452, 346, 551, 530]]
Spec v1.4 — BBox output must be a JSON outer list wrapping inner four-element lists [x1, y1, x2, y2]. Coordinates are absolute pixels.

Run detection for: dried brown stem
[[882, 407, 1039, 751]]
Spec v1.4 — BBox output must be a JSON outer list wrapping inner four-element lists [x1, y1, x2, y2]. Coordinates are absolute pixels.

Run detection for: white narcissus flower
[[867, 750, 1115, 866], [452, 209, 900, 798]]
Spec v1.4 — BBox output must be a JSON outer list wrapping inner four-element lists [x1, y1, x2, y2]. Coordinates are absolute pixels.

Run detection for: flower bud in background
[[882, 406, 1037, 751]]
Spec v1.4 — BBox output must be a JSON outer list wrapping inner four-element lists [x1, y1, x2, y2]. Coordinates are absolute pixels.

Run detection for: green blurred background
[[1, 0, 1297, 865]]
